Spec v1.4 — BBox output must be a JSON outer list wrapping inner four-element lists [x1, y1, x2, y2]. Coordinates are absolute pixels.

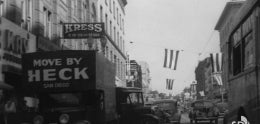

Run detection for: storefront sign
[[63, 23, 104, 39], [0, 17, 36, 70], [22, 51, 96, 92]]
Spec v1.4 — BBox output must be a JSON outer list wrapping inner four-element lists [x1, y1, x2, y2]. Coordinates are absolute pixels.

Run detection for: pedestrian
[[0, 82, 14, 124], [0, 89, 6, 124]]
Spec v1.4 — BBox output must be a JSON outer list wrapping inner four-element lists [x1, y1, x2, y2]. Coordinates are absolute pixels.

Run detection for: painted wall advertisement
[[22, 51, 96, 92]]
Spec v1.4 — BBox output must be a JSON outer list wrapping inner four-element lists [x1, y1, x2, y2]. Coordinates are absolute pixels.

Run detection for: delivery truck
[[4, 50, 159, 124]]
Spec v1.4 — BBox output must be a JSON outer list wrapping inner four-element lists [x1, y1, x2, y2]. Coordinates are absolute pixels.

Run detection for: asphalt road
[[180, 112, 224, 124]]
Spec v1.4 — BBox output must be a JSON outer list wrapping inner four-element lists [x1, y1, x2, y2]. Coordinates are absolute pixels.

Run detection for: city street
[[0, 0, 259, 123], [180, 113, 190, 124], [180, 112, 224, 124]]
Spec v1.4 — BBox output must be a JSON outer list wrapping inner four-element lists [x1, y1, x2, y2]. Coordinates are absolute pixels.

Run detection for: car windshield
[[127, 92, 143, 104]]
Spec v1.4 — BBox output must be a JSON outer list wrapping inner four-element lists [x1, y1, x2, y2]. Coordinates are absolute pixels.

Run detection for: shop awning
[[0, 81, 14, 90]]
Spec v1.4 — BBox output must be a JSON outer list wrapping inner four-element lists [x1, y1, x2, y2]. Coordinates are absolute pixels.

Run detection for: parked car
[[151, 99, 181, 124], [215, 102, 228, 118], [189, 100, 219, 124]]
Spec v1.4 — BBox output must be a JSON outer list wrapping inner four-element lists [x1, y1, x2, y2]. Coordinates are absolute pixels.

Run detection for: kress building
[[0, 0, 127, 104]]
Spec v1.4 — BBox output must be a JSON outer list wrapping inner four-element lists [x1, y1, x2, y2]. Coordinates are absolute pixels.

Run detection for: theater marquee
[[63, 23, 105, 39]]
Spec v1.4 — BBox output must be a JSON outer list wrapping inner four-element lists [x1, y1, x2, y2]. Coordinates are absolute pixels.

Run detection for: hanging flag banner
[[210, 53, 222, 73], [63, 23, 104, 39], [213, 73, 223, 85], [166, 79, 174, 90], [163, 49, 180, 70]]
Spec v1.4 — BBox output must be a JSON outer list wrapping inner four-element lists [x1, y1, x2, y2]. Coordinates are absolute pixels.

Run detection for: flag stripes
[[163, 49, 180, 70], [210, 53, 222, 73], [213, 73, 223, 85], [166, 79, 174, 90]]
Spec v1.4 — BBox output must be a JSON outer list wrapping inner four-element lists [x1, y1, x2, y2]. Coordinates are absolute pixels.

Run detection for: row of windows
[[105, 0, 125, 32], [104, 47, 126, 80], [0, 0, 33, 32], [229, 11, 255, 76], [100, 4, 125, 53]]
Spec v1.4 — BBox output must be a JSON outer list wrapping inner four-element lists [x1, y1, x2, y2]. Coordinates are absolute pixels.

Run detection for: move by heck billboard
[[22, 51, 96, 92]]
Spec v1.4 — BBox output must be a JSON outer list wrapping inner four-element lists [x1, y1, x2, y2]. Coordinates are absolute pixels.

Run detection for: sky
[[125, 0, 230, 94]]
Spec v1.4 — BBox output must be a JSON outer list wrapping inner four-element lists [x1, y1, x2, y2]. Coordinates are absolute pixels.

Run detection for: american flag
[[166, 79, 174, 90], [210, 53, 223, 73], [163, 49, 180, 70]]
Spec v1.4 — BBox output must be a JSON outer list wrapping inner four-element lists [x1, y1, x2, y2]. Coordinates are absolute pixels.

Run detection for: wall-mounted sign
[[0, 17, 36, 70], [22, 51, 96, 92], [63, 23, 104, 39]]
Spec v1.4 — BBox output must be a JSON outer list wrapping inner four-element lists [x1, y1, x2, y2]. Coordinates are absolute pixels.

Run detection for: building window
[[100, 5, 103, 22], [123, 40, 125, 53], [244, 33, 254, 69], [110, 51, 113, 62], [114, 55, 117, 75], [120, 36, 122, 50], [105, 14, 108, 33], [0, 0, 4, 16], [113, 1, 115, 19], [21, 0, 33, 31], [114, 27, 116, 42], [230, 14, 254, 76], [122, 19, 125, 34], [232, 41, 243, 75], [43, 7, 52, 39], [91, 3, 97, 22], [110, 21, 112, 38], [73, 0, 78, 17], [109, 0, 112, 13], [120, 14, 122, 29], [121, 61, 123, 79], [117, 32, 119, 46], [105, 46, 109, 58], [59, 21, 63, 37], [117, 8, 119, 25]]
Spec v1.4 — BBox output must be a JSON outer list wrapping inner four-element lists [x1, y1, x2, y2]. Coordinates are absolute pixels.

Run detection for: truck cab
[[116, 87, 159, 124]]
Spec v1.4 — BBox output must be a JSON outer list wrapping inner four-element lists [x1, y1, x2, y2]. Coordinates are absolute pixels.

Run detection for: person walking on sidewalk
[[0, 82, 14, 124]]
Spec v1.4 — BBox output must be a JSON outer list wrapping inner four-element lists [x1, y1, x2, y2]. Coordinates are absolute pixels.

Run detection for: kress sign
[[63, 23, 104, 39], [22, 51, 96, 92]]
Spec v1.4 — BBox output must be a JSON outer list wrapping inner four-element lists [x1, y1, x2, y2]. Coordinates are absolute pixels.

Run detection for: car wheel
[[140, 118, 158, 124]]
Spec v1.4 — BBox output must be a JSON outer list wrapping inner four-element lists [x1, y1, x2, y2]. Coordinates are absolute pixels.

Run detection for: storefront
[[0, 17, 36, 91]]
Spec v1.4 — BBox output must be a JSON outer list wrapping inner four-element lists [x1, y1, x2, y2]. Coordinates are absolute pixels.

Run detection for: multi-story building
[[0, 0, 128, 90], [214, 0, 244, 100], [215, 0, 260, 123], [195, 58, 209, 99], [138, 61, 151, 96], [195, 57, 224, 101], [95, 0, 127, 87], [126, 60, 142, 88], [190, 81, 197, 101]]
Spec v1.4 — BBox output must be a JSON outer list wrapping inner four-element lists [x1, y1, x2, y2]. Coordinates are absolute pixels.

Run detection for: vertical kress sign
[[22, 51, 96, 92]]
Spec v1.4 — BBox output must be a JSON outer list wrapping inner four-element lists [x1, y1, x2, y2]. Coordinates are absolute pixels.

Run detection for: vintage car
[[189, 100, 219, 124], [151, 99, 181, 124]]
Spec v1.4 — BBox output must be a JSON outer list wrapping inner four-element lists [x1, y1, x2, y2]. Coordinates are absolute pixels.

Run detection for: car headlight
[[33, 115, 44, 124], [59, 114, 70, 124]]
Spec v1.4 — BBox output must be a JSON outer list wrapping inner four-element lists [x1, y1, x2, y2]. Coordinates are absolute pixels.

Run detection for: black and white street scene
[[0, 0, 260, 124]]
